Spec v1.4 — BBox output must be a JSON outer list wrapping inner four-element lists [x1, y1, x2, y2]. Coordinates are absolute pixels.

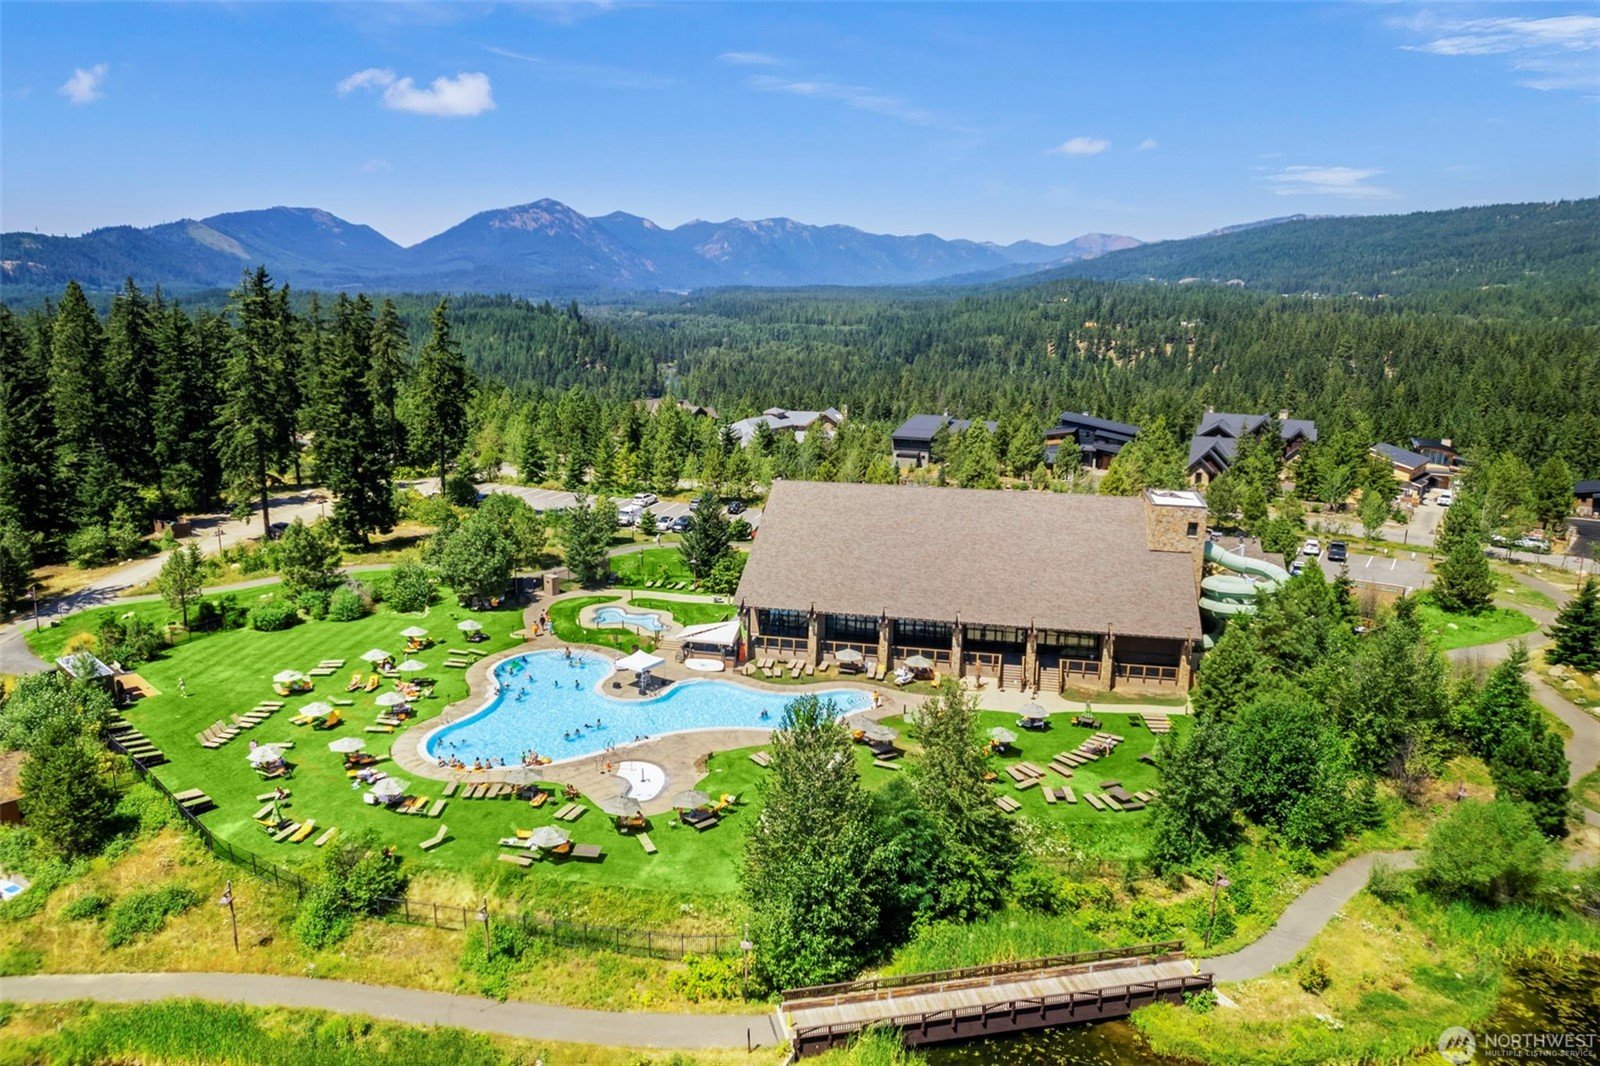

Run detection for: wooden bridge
[[778, 941, 1210, 1057]]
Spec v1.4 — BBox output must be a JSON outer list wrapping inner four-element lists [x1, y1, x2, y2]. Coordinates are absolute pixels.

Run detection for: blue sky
[[3, 2, 1596, 246]]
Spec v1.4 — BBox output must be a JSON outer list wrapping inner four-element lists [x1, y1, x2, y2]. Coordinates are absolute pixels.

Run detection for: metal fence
[[103, 734, 735, 959]]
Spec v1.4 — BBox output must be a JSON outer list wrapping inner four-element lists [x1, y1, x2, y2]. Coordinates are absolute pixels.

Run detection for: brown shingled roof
[[735, 482, 1202, 641]]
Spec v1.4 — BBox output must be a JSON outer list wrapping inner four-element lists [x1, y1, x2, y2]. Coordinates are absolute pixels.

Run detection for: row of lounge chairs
[[170, 787, 215, 815], [227, 700, 286, 736], [639, 578, 693, 590], [107, 717, 166, 765], [197, 719, 242, 749], [307, 658, 347, 677]]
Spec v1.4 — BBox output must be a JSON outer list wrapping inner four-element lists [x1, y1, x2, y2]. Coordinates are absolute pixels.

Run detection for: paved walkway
[[0, 972, 782, 1049]]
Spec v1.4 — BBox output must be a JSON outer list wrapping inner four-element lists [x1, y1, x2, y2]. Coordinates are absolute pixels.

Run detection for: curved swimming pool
[[592, 606, 666, 632], [423, 650, 873, 765]]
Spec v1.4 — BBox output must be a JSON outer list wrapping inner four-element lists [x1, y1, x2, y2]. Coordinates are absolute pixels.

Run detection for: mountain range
[[0, 200, 1140, 294]]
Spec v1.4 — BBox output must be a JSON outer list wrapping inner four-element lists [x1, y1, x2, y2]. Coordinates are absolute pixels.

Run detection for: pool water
[[593, 606, 666, 632], [423, 650, 873, 764]]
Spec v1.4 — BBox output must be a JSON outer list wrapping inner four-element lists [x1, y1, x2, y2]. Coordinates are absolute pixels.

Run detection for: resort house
[[1576, 479, 1600, 518], [1186, 410, 1318, 484], [729, 407, 844, 447], [890, 414, 999, 467], [735, 482, 1208, 693], [1043, 412, 1141, 471], [1373, 441, 1461, 500]]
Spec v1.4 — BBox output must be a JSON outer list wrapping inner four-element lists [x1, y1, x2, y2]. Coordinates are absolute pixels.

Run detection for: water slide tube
[[1200, 541, 1290, 644]]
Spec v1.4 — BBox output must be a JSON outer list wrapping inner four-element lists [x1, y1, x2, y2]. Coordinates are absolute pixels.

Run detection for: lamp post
[[219, 879, 239, 952], [740, 931, 754, 998], [1204, 869, 1230, 949], [476, 897, 491, 959]]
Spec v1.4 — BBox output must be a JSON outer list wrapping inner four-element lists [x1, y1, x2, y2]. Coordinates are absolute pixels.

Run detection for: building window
[[1038, 631, 1099, 659], [757, 609, 807, 638], [893, 618, 953, 646], [1186, 521, 1199, 536], [824, 613, 879, 642], [964, 624, 1024, 646]]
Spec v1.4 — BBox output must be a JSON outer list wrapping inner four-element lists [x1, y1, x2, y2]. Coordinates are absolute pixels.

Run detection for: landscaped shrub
[[385, 562, 436, 614], [292, 882, 354, 950], [296, 589, 331, 620], [667, 952, 747, 1002], [247, 600, 299, 632], [1013, 868, 1067, 915], [326, 586, 368, 622], [1297, 956, 1332, 995], [105, 885, 199, 947], [67, 525, 111, 568], [1366, 858, 1412, 904], [62, 891, 112, 921], [458, 921, 541, 1000]]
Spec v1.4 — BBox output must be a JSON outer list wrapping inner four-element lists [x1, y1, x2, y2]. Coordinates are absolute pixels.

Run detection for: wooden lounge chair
[[498, 853, 534, 867], [1014, 777, 1039, 791], [363, 676, 381, 692], [289, 820, 317, 843], [419, 824, 448, 851], [1102, 795, 1125, 811], [330, 698, 354, 707], [571, 843, 603, 861], [872, 759, 901, 771], [256, 790, 290, 802], [273, 822, 301, 843], [365, 725, 394, 734], [1084, 793, 1106, 811], [749, 751, 772, 768], [528, 790, 549, 808], [314, 827, 339, 847], [562, 805, 586, 822], [1061, 786, 1077, 804], [637, 833, 657, 854], [442, 781, 457, 797], [1042, 786, 1057, 804]]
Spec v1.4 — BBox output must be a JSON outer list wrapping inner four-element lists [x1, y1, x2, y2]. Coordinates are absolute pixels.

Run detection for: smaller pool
[[0, 880, 25, 902], [593, 606, 666, 632]]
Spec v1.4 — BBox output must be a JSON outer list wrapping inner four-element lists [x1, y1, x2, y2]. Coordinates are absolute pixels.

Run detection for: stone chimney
[[1142, 489, 1209, 591]]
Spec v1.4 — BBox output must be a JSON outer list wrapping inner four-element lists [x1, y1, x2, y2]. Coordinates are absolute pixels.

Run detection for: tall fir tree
[[309, 296, 397, 544], [0, 307, 61, 543], [216, 267, 293, 538], [49, 280, 117, 526], [1548, 579, 1600, 673], [103, 278, 159, 489], [407, 299, 470, 484], [368, 298, 410, 464]]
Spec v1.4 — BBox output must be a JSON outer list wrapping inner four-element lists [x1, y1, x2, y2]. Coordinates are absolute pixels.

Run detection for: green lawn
[[608, 547, 694, 589], [1413, 594, 1538, 650], [628, 596, 737, 627], [547, 594, 652, 653]]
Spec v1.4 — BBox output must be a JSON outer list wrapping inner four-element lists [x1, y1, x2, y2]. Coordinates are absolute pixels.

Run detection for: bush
[[1366, 858, 1412, 904], [386, 562, 436, 614], [1419, 799, 1558, 903], [667, 952, 747, 1002], [1297, 956, 1332, 995], [1184, 988, 1219, 1015], [326, 585, 368, 622], [292, 882, 354, 950], [62, 891, 112, 922], [1014, 868, 1067, 915], [105, 885, 200, 948], [247, 600, 300, 632], [68, 525, 111, 568], [442, 473, 478, 507], [296, 589, 331, 620]]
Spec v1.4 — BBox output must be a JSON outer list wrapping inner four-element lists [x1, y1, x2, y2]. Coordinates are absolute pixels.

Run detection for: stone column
[[743, 604, 759, 662], [951, 621, 965, 679], [1098, 629, 1116, 691], [877, 614, 891, 668], [1177, 633, 1194, 691], [1023, 625, 1039, 692], [806, 609, 820, 666]]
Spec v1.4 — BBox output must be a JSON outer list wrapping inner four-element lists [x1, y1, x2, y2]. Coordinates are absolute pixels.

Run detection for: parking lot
[[1307, 547, 1432, 592]]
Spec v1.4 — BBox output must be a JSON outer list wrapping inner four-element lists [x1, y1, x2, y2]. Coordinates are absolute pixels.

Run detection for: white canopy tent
[[616, 650, 666, 673], [675, 619, 742, 648]]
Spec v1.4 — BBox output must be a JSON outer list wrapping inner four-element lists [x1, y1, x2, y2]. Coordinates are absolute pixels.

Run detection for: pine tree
[[50, 281, 116, 525], [368, 299, 410, 464], [407, 300, 470, 484], [1191, 618, 1263, 722], [103, 278, 158, 488], [151, 301, 222, 511], [0, 520, 34, 616], [0, 307, 61, 543], [1490, 722, 1571, 838], [560, 495, 617, 586], [1147, 715, 1239, 870], [1432, 534, 1495, 614], [677, 491, 732, 580], [309, 296, 396, 544], [157, 543, 204, 629], [1548, 579, 1600, 673], [20, 716, 117, 860], [217, 268, 293, 539]]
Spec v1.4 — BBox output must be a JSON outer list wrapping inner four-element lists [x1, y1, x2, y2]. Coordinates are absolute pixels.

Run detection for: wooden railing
[[891, 645, 953, 668], [1061, 657, 1100, 678], [1113, 662, 1179, 683], [753, 635, 807, 657]]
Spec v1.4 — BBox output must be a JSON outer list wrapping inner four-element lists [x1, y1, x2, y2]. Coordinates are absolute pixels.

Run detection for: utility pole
[[477, 897, 491, 959], [219, 880, 239, 952]]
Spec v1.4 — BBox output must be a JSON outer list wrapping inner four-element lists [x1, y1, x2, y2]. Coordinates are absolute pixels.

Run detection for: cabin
[[1576, 479, 1600, 518], [643, 398, 719, 420], [1187, 411, 1317, 485], [1044, 412, 1141, 471], [729, 407, 843, 447], [891, 414, 998, 467]]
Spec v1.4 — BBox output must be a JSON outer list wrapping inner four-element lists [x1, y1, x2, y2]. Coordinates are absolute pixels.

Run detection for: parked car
[[616, 510, 636, 527], [1302, 538, 1321, 557], [1436, 490, 1453, 507], [1327, 541, 1348, 563], [1289, 559, 1306, 576], [726, 500, 746, 515], [266, 521, 288, 541], [670, 515, 693, 533], [656, 514, 674, 532], [1514, 535, 1551, 553], [632, 492, 658, 507]]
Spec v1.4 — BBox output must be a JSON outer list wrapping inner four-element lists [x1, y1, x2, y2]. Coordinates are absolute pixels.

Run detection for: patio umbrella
[[601, 793, 644, 818], [457, 619, 483, 632], [272, 670, 306, 684], [397, 659, 427, 673], [834, 648, 864, 664], [904, 654, 935, 670], [370, 777, 407, 800], [987, 727, 1017, 745], [502, 766, 539, 786], [1019, 703, 1047, 719], [247, 744, 287, 766], [375, 691, 408, 707], [528, 825, 570, 850], [672, 789, 710, 810], [859, 722, 897, 742], [301, 701, 333, 718], [360, 648, 392, 664], [328, 736, 365, 754], [400, 626, 429, 639]]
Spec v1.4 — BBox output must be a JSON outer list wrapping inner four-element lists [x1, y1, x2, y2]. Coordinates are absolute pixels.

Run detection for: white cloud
[[1396, 13, 1600, 93], [748, 74, 942, 127], [1265, 165, 1397, 200], [337, 68, 495, 117], [1048, 136, 1111, 157], [720, 51, 782, 66], [1136, 138, 1159, 151], [359, 158, 393, 174], [59, 63, 108, 105]]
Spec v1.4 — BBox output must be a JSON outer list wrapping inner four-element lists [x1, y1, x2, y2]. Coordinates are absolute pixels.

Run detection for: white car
[[1436, 491, 1453, 507], [1302, 539, 1321, 557], [632, 492, 658, 507]]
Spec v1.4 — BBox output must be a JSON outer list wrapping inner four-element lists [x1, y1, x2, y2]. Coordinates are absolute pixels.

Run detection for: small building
[[644, 398, 719, 420], [56, 652, 116, 695], [1576, 479, 1600, 517], [890, 413, 998, 467], [0, 750, 24, 826], [729, 407, 843, 447], [1044, 412, 1141, 471], [735, 482, 1207, 693], [1187, 411, 1318, 484]]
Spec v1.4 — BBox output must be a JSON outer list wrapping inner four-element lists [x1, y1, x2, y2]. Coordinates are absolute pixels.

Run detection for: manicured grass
[[628, 596, 738, 627], [548, 594, 652, 653], [608, 547, 694, 589], [1413, 594, 1537, 650], [1489, 569, 1558, 611]]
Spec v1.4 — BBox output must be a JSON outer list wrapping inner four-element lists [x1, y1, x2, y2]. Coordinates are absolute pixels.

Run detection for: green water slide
[[1200, 541, 1290, 643]]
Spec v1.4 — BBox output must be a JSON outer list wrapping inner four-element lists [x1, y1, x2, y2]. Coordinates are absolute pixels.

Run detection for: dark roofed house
[[1576, 479, 1600, 517], [1045, 412, 1141, 471], [1410, 437, 1463, 469], [736, 481, 1208, 692], [1186, 410, 1317, 484], [891, 413, 998, 467], [729, 407, 843, 447], [1376, 442, 1460, 499]]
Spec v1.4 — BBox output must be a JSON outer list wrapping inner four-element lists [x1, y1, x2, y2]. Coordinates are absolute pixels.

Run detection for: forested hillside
[[1042, 198, 1599, 302]]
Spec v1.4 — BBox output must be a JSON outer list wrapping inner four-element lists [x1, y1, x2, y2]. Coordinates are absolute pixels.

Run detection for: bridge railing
[[780, 940, 1185, 1003]]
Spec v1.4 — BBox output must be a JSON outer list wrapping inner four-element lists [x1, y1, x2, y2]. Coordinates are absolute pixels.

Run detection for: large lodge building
[[734, 482, 1210, 693]]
